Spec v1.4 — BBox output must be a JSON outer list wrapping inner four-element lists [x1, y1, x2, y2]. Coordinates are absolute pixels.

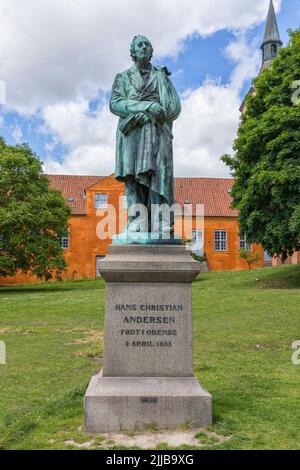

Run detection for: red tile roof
[[48, 174, 237, 218], [48, 175, 105, 214], [175, 178, 237, 217]]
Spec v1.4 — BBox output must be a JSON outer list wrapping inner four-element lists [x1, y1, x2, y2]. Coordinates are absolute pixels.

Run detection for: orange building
[[0, 174, 265, 286]]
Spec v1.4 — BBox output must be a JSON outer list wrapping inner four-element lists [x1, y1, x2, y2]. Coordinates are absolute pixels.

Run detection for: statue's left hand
[[135, 113, 152, 127]]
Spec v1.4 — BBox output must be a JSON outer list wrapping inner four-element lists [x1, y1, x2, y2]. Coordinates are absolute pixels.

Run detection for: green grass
[[0, 265, 299, 450]]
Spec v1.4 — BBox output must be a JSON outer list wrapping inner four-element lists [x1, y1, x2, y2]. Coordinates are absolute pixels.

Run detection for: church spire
[[261, 0, 282, 68]]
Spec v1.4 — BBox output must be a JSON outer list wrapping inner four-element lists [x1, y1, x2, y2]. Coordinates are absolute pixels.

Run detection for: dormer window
[[94, 193, 108, 209]]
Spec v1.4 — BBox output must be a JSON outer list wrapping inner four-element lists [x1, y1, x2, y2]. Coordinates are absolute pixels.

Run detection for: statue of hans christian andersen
[[84, 37, 212, 434], [110, 35, 181, 238]]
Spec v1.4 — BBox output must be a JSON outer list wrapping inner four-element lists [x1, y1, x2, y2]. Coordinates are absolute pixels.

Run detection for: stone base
[[112, 231, 182, 246], [84, 371, 212, 433]]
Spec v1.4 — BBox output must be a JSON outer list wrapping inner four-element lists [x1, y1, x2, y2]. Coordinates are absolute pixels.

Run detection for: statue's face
[[133, 36, 152, 63]]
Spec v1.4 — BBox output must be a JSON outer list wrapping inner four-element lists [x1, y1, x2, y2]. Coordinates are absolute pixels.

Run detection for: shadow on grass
[[0, 279, 104, 294], [253, 265, 300, 290], [193, 274, 212, 284]]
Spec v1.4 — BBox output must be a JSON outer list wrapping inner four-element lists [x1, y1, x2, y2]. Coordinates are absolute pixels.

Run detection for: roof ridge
[[48, 174, 105, 178], [48, 174, 234, 182], [175, 177, 234, 181]]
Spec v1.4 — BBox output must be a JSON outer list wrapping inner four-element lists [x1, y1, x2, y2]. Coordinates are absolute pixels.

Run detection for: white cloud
[[11, 124, 23, 143], [174, 82, 241, 177], [42, 101, 116, 148], [225, 34, 261, 90], [0, 116, 4, 127], [0, 0, 280, 113], [0, 80, 6, 105], [42, 100, 117, 175], [175, 33, 261, 177]]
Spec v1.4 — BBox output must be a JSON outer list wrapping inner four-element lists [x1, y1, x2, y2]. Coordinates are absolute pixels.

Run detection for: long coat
[[110, 63, 181, 206]]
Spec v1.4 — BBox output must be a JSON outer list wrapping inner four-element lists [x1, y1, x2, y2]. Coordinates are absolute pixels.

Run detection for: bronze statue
[[110, 35, 181, 237]]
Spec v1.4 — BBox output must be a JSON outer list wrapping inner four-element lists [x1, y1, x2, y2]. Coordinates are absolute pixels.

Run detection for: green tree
[[222, 29, 300, 262], [0, 137, 71, 280], [239, 249, 261, 270]]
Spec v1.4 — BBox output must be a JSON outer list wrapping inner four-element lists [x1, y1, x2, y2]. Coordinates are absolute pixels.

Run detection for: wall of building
[[202, 217, 263, 271]]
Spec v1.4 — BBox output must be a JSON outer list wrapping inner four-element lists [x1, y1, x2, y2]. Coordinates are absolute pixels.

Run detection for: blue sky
[[0, 0, 299, 177], [159, 1, 300, 97]]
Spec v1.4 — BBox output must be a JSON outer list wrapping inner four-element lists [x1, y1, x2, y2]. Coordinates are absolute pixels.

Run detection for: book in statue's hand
[[119, 114, 138, 135]]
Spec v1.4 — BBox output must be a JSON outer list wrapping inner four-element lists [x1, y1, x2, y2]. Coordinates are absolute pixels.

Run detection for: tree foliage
[[0, 137, 71, 279], [239, 249, 261, 270], [222, 29, 300, 261]]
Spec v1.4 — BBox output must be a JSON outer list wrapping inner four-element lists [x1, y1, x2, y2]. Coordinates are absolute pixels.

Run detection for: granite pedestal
[[84, 245, 212, 432]]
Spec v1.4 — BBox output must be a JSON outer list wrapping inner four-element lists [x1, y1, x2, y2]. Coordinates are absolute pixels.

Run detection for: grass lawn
[[0, 265, 299, 450]]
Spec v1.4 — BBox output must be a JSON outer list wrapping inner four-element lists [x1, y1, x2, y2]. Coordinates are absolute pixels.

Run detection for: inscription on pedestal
[[102, 283, 194, 377], [115, 303, 182, 350]]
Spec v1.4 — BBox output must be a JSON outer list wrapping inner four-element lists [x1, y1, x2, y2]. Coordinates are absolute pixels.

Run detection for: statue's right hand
[[149, 103, 166, 121]]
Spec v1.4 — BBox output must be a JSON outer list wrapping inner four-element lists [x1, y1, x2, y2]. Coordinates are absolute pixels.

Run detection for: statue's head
[[130, 35, 153, 63]]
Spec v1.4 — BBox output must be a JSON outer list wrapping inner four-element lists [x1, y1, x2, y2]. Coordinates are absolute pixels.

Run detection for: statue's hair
[[130, 35, 153, 62]]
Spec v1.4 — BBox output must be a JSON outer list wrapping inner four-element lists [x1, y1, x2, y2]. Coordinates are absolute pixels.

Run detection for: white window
[[240, 235, 251, 251], [94, 193, 108, 209], [60, 230, 70, 250], [214, 230, 227, 252], [191, 230, 204, 256]]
